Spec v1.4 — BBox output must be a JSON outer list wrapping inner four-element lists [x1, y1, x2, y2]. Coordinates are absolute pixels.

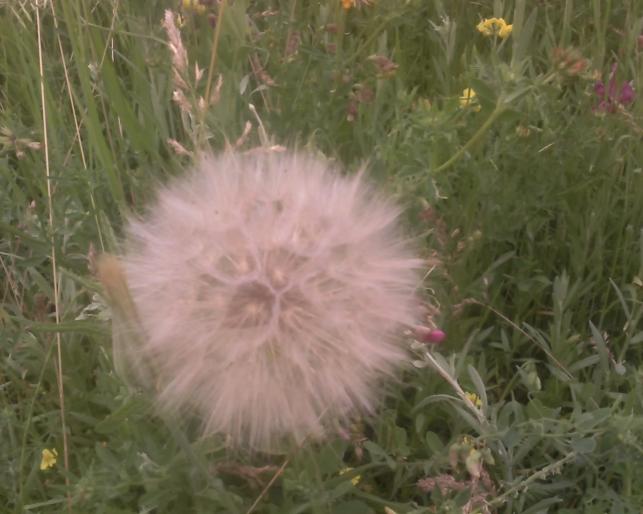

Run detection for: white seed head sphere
[[122, 151, 421, 451]]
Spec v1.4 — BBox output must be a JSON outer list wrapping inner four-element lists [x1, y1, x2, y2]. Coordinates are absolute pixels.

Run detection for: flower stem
[[489, 452, 577, 507], [423, 350, 488, 428], [432, 102, 506, 174], [204, 0, 227, 103], [200, 0, 228, 148]]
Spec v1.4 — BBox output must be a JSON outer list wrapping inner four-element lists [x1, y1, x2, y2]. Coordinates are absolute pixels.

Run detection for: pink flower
[[119, 151, 422, 451], [413, 326, 447, 344], [594, 63, 635, 113]]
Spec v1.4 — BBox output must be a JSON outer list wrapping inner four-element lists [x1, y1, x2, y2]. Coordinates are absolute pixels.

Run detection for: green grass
[[1, 0, 642, 512]]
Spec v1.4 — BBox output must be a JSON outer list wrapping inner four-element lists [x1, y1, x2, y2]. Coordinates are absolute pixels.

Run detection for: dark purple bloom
[[594, 63, 636, 113]]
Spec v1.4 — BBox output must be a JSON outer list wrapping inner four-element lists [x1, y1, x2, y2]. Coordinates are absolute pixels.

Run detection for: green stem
[[489, 452, 577, 507], [200, 0, 228, 149], [432, 102, 506, 174], [204, 0, 227, 103], [17, 343, 55, 513]]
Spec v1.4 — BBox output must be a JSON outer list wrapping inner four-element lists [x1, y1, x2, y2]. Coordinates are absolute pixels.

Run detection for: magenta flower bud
[[425, 329, 447, 343], [414, 326, 446, 344], [619, 82, 635, 105]]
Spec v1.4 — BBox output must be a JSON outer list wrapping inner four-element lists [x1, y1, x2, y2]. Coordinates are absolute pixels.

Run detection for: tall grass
[[1, 1, 641, 512]]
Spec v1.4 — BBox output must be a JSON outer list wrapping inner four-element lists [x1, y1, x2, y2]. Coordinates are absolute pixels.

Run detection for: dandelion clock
[[99, 151, 422, 452]]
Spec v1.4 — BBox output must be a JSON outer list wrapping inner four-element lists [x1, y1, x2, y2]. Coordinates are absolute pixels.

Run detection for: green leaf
[[571, 437, 597, 454], [467, 364, 488, 408], [363, 441, 396, 470]]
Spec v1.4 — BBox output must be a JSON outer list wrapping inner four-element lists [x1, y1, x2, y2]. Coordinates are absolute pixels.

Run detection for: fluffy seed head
[[121, 151, 421, 451]]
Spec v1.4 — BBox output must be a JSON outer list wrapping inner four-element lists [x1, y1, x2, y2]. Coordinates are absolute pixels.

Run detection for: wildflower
[[413, 326, 446, 344], [459, 88, 481, 112], [418, 472, 496, 514], [40, 448, 58, 470], [342, 0, 373, 10], [552, 47, 589, 78], [368, 54, 399, 78], [339, 467, 362, 486], [594, 63, 635, 113], [114, 151, 422, 452], [498, 22, 513, 39], [476, 18, 512, 39], [182, 0, 207, 15], [465, 392, 482, 408]]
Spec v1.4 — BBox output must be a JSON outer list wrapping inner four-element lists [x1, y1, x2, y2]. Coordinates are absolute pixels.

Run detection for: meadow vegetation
[[1, 0, 642, 512]]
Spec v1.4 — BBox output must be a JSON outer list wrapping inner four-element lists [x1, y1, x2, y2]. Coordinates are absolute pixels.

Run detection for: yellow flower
[[182, 0, 207, 14], [499, 23, 513, 39], [459, 88, 481, 111], [465, 391, 483, 408], [476, 17, 512, 39], [339, 467, 361, 486], [40, 448, 58, 470]]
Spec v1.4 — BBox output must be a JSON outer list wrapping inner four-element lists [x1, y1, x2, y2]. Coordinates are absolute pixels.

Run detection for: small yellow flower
[[40, 448, 58, 470], [498, 23, 513, 39], [476, 17, 512, 39], [339, 467, 361, 486], [459, 88, 481, 111], [465, 391, 483, 408], [182, 0, 207, 15]]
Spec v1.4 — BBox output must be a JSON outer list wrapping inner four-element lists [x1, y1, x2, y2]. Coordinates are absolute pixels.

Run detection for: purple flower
[[594, 63, 635, 113], [618, 81, 635, 104]]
